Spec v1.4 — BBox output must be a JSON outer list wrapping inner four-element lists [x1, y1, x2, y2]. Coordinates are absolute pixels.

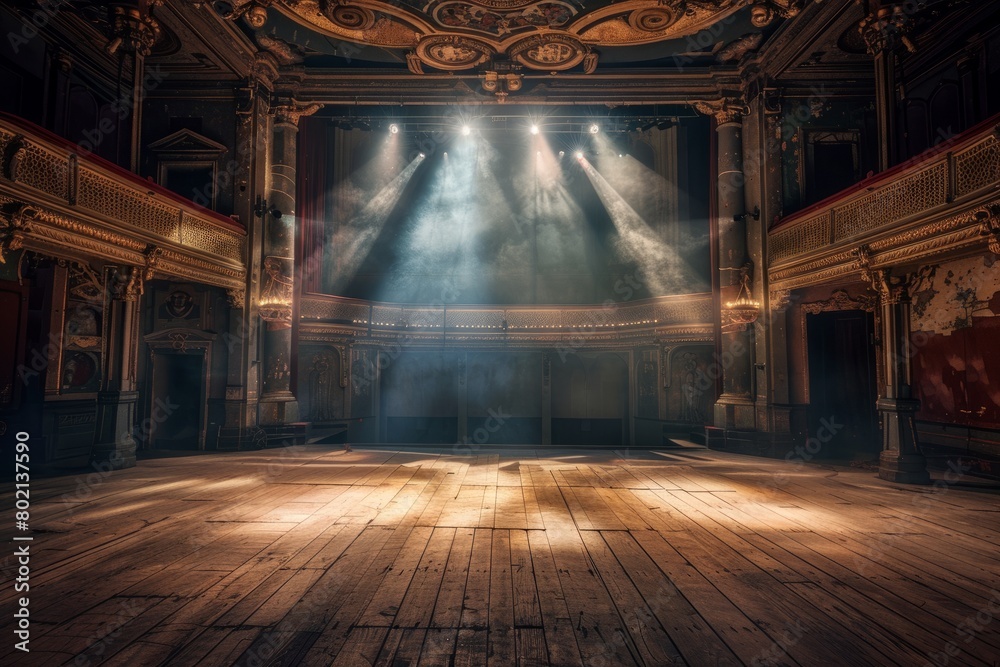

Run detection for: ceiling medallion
[[628, 6, 681, 33], [415, 34, 495, 70], [509, 33, 587, 71], [320, 0, 377, 31]]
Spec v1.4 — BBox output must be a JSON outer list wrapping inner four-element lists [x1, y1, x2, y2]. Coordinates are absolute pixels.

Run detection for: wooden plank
[[526, 529, 585, 666], [394, 527, 455, 628], [579, 530, 685, 666], [431, 527, 475, 629], [489, 529, 516, 666], [601, 531, 742, 666], [461, 528, 493, 631]]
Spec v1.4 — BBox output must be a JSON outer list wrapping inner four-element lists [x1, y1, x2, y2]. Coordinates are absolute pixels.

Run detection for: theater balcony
[[0, 113, 247, 292], [767, 115, 1000, 479]]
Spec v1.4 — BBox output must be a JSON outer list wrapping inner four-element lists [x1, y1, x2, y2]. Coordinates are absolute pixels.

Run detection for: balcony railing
[[300, 292, 714, 347], [768, 115, 1000, 292], [0, 114, 246, 291]]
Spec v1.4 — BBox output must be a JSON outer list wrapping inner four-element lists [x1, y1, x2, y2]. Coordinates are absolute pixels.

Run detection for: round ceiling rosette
[[628, 6, 681, 33], [319, 0, 377, 30], [415, 34, 495, 70], [509, 33, 587, 71]]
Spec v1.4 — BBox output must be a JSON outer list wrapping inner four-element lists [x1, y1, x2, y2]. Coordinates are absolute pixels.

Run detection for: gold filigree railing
[[300, 292, 715, 348], [0, 113, 247, 291], [768, 116, 1000, 292]]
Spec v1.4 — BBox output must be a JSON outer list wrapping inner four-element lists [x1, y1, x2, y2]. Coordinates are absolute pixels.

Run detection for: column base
[[877, 397, 929, 484], [878, 451, 931, 484], [90, 445, 136, 470], [91, 390, 138, 470], [259, 392, 299, 425], [713, 394, 756, 431]]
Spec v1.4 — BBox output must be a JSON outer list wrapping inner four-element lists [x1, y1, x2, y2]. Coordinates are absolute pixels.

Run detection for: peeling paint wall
[[911, 255, 1000, 430]]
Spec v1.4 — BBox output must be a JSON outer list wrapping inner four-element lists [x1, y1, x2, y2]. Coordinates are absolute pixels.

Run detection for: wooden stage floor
[[2, 445, 999, 666]]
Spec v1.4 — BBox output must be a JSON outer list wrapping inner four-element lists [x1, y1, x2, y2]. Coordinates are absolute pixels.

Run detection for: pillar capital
[[859, 5, 916, 56], [693, 98, 747, 127], [271, 101, 323, 130], [106, 1, 163, 57]]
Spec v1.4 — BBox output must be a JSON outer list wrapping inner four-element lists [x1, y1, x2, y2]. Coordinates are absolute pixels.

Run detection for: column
[[91, 254, 156, 469], [222, 61, 277, 436], [699, 102, 756, 434], [874, 271, 929, 484], [106, 1, 161, 172], [861, 4, 913, 172], [257, 102, 320, 425]]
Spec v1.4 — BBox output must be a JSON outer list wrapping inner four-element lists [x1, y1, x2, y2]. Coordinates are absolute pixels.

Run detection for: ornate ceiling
[[258, 0, 807, 73]]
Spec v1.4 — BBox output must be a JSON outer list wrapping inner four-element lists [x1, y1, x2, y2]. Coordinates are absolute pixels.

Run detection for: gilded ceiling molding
[[270, 0, 805, 73], [508, 33, 589, 72], [415, 34, 495, 71], [215, 0, 273, 29]]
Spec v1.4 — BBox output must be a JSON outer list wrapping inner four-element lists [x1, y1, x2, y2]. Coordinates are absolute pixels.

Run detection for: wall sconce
[[724, 263, 760, 325], [254, 195, 283, 220], [733, 205, 760, 223], [259, 256, 293, 324]]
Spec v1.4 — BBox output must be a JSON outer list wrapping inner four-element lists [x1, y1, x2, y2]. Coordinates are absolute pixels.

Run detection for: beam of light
[[577, 155, 707, 295], [384, 135, 533, 303], [461, 125, 471, 136], [305, 133, 410, 292], [512, 135, 592, 298], [591, 132, 710, 277], [530, 124, 540, 135], [589, 124, 600, 134], [389, 123, 399, 134], [324, 154, 425, 294]]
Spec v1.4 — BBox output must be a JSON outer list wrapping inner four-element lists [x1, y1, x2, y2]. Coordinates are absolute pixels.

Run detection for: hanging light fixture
[[724, 264, 760, 325]]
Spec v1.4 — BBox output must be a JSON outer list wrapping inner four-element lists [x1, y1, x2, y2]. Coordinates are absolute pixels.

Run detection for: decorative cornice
[[801, 289, 876, 315]]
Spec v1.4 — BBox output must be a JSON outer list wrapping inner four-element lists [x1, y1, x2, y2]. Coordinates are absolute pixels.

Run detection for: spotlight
[[558, 151, 565, 158], [530, 124, 539, 135], [575, 151, 584, 159], [619, 154, 623, 158], [461, 125, 471, 136], [589, 124, 599, 134], [389, 123, 399, 134], [418, 153, 425, 158]]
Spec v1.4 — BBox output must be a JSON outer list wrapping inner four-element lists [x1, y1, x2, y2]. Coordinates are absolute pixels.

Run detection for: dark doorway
[[807, 310, 879, 460], [149, 352, 205, 450]]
